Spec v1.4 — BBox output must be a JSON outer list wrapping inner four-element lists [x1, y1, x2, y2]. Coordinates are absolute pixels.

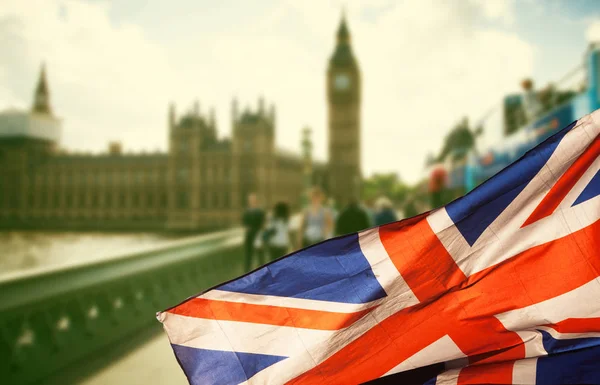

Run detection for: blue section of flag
[[219, 233, 387, 304], [539, 329, 600, 354], [236, 350, 287, 379], [536, 344, 600, 384], [445, 122, 575, 246], [171, 344, 287, 385], [572, 169, 600, 206]]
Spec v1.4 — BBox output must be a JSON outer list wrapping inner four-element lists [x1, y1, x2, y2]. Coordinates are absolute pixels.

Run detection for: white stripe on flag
[[200, 289, 378, 313], [161, 312, 334, 357], [513, 357, 538, 385], [496, 277, 600, 332], [383, 335, 466, 377], [358, 227, 419, 319], [434, 368, 460, 385]]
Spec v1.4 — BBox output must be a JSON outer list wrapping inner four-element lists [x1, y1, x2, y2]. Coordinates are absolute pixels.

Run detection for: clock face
[[334, 74, 350, 90]]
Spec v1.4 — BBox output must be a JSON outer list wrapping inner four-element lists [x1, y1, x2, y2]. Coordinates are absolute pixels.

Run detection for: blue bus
[[437, 43, 600, 198]]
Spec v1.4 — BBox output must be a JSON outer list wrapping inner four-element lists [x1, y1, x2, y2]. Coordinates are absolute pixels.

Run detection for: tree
[[362, 172, 408, 205], [436, 117, 482, 163]]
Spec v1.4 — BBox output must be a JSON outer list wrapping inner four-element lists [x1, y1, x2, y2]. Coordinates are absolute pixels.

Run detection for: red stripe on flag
[[522, 135, 600, 227], [457, 360, 515, 385], [168, 297, 376, 331], [449, 316, 525, 366], [546, 318, 600, 334], [379, 218, 467, 302], [287, 306, 449, 385]]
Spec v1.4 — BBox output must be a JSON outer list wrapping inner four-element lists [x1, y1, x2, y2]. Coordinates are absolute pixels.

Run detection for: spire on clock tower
[[32, 62, 52, 115], [337, 9, 350, 44], [330, 11, 356, 68]]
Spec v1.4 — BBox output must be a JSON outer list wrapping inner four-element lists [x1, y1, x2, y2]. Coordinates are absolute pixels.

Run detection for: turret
[[168, 102, 176, 130], [232, 98, 276, 141], [209, 107, 217, 136], [269, 104, 276, 125], [231, 98, 238, 124], [258, 96, 265, 115], [209, 107, 216, 128], [301, 126, 314, 206], [32, 63, 52, 115]]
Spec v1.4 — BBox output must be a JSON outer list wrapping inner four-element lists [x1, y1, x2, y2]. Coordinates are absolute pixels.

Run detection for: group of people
[[242, 193, 290, 271], [242, 187, 398, 271]]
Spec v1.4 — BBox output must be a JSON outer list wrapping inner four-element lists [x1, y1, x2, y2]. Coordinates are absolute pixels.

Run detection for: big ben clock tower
[[327, 13, 361, 206]]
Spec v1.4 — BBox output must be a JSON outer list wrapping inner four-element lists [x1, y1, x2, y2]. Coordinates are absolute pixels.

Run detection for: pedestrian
[[403, 198, 419, 219], [429, 166, 447, 209], [335, 199, 371, 236], [326, 198, 338, 238], [374, 196, 398, 226], [266, 201, 291, 261], [242, 193, 265, 271], [362, 198, 376, 227], [297, 187, 333, 248]]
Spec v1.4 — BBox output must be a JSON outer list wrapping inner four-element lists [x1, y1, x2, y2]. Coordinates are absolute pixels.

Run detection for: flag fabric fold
[[158, 108, 600, 385]]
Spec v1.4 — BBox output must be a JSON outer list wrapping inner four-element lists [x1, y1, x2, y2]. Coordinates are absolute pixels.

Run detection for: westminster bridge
[[0, 228, 247, 385]]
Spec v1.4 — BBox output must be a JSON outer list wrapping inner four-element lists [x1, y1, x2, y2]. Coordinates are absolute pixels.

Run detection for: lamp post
[[301, 126, 313, 207]]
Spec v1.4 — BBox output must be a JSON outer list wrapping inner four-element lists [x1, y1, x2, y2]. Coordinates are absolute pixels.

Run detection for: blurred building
[[327, 13, 362, 206], [0, 70, 305, 231], [0, 16, 358, 232]]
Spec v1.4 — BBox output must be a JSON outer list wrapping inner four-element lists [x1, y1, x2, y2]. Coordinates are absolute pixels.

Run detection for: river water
[[0, 231, 184, 277]]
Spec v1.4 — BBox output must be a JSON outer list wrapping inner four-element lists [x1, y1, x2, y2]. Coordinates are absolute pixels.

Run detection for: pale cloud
[[587, 19, 600, 42], [0, 0, 175, 152], [470, 0, 516, 24], [0, 0, 534, 182]]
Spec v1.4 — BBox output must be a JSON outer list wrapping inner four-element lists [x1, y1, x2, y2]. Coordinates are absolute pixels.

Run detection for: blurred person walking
[[522, 78, 542, 123], [403, 198, 419, 219], [266, 202, 291, 261], [326, 198, 338, 238], [298, 187, 333, 248], [374, 196, 398, 226], [363, 198, 376, 226], [429, 166, 447, 209], [335, 199, 371, 236], [242, 193, 265, 271]]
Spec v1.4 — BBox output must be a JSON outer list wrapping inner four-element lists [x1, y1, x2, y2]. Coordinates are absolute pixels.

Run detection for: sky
[[1, 0, 599, 183]]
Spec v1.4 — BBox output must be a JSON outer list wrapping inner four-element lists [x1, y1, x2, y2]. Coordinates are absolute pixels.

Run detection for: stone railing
[[0, 228, 244, 385]]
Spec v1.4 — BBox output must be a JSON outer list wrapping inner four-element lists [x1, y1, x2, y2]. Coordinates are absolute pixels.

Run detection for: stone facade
[[0, 99, 309, 231], [0, 72, 312, 232]]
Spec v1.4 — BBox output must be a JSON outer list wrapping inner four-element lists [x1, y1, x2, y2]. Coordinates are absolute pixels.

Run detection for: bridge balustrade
[[0, 229, 244, 385]]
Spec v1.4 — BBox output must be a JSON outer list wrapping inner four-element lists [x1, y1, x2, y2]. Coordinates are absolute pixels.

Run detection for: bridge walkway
[[81, 331, 187, 385]]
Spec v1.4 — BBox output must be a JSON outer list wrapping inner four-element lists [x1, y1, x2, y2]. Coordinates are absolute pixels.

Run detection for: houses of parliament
[[0, 15, 361, 231]]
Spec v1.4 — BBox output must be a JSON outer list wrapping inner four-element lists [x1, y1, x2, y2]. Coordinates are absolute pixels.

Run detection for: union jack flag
[[158, 109, 600, 385]]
